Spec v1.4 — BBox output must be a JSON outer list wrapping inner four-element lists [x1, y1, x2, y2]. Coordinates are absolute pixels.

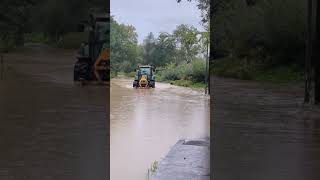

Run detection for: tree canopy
[[110, 17, 141, 73], [0, 0, 106, 50]]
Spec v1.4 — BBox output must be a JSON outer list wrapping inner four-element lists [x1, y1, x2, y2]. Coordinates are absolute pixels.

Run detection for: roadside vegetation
[[111, 16, 209, 88], [2, 0, 306, 84], [211, 0, 306, 83], [0, 0, 104, 51], [111, 0, 306, 85], [212, 57, 304, 83]]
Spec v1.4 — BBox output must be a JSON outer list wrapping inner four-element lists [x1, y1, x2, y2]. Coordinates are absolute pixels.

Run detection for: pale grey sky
[[111, 0, 204, 44]]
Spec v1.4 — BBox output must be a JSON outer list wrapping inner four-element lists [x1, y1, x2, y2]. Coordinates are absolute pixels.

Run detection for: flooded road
[[0, 44, 108, 180], [212, 76, 320, 180], [110, 78, 210, 180]]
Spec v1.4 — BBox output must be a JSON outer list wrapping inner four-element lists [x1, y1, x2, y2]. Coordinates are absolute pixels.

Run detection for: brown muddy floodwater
[[0, 44, 108, 180], [110, 78, 210, 180], [212, 76, 320, 180]]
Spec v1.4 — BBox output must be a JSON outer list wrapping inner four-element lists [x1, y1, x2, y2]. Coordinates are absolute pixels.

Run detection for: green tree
[[0, 0, 105, 49], [142, 32, 157, 65], [33, 0, 95, 42], [213, 0, 306, 66], [155, 32, 177, 66], [141, 32, 178, 67], [0, 0, 37, 48], [110, 17, 141, 73], [173, 24, 200, 63]]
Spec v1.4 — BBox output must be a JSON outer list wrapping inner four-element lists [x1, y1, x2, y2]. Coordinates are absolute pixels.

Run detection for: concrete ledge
[[150, 138, 210, 180]]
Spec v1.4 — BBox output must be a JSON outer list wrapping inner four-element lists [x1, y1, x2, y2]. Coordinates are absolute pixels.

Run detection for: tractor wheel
[[150, 81, 155, 88], [74, 60, 89, 81], [74, 61, 81, 81], [133, 81, 138, 88], [74, 69, 80, 81], [100, 70, 109, 81]]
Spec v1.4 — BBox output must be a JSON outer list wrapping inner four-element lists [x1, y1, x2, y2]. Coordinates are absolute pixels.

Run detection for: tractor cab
[[133, 65, 156, 88], [74, 9, 110, 82]]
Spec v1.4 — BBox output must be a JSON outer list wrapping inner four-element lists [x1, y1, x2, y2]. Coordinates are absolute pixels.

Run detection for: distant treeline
[[212, 0, 306, 82], [110, 17, 209, 85], [0, 0, 105, 50]]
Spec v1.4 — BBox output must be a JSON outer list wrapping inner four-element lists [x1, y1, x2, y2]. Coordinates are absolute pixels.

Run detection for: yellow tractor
[[74, 10, 110, 83], [133, 65, 156, 88]]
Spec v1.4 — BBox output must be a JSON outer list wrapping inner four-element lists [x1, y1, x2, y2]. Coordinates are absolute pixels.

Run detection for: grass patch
[[212, 57, 257, 80], [58, 32, 89, 49], [24, 32, 88, 50], [0, 39, 17, 52], [110, 71, 117, 79], [24, 33, 49, 44], [212, 57, 304, 83], [125, 71, 136, 78], [150, 161, 158, 173], [254, 65, 304, 83]]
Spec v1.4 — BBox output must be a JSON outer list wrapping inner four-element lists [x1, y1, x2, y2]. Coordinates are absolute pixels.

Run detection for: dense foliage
[[212, 0, 306, 81], [180, 0, 306, 82], [110, 17, 141, 74], [110, 17, 208, 84], [0, 0, 105, 51]]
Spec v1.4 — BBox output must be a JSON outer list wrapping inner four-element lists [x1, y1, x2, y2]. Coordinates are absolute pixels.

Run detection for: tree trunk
[[305, 0, 313, 103], [314, 0, 320, 104]]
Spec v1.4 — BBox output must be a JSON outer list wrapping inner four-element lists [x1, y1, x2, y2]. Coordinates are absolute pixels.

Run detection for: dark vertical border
[[106, 0, 111, 179], [209, 0, 214, 179]]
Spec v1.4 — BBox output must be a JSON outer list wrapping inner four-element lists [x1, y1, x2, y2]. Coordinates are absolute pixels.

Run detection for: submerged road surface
[[0, 44, 108, 180], [212, 76, 320, 180], [110, 78, 210, 180]]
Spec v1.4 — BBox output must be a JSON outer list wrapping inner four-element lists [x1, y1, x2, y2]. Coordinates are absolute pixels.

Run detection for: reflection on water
[[0, 44, 108, 180], [110, 78, 210, 180], [212, 77, 320, 180]]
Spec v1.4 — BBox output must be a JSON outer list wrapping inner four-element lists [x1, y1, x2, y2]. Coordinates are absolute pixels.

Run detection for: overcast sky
[[111, 0, 204, 44]]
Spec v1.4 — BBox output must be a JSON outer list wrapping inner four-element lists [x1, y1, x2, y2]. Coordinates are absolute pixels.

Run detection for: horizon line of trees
[[0, 0, 105, 51], [110, 16, 209, 83]]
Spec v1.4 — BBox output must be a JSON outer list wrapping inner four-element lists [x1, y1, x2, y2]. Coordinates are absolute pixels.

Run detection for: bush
[[159, 63, 181, 81], [119, 61, 135, 73], [158, 59, 206, 83], [110, 71, 117, 78], [213, 0, 306, 67], [189, 59, 206, 83]]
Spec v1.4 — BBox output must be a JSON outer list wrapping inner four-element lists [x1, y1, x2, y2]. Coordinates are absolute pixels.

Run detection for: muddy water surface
[[110, 78, 210, 180], [0, 44, 108, 180], [212, 76, 320, 180]]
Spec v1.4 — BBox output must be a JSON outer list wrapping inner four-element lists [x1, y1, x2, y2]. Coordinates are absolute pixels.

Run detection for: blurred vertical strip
[[305, 0, 312, 103], [314, 0, 320, 104], [105, 0, 110, 179], [209, 0, 213, 180], [305, 0, 320, 104], [209, 0, 213, 96]]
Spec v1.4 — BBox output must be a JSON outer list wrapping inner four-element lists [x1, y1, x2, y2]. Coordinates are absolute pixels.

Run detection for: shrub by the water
[[189, 59, 206, 83], [159, 63, 181, 81], [159, 59, 206, 83]]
